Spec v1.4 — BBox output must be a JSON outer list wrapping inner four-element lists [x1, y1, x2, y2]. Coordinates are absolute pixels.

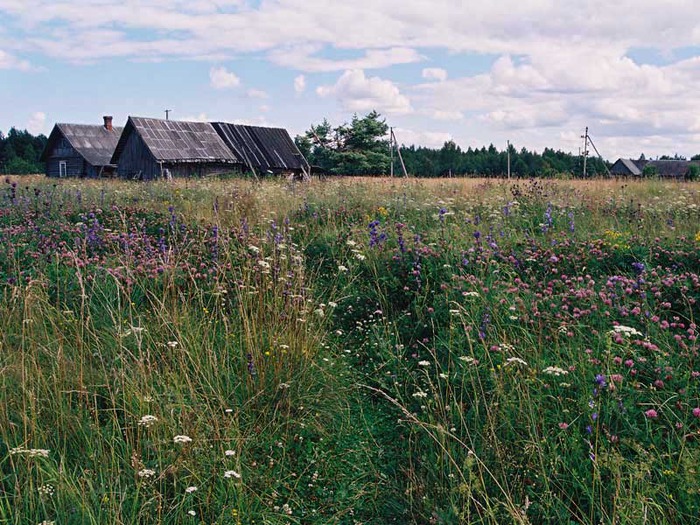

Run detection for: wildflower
[[504, 357, 528, 367], [594, 374, 607, 388], [412, 390, 428, 399], [138, 415, 158, 427], [258, 260, 271, 269], [224, 470, 241, 479], [463, 291, 479, 297], [558, 422, 569, 430], [188, 510, 196, 516], [610, 325, 643, 337], [174, 435, 192, 444], [37, 484, 55, 496], [185, 486, 197, 493], [692, 407, 700, 418], [346, 240, 357, 247], [10, 448, 50, 458], [38, 521, 56, 525], [542, 366, 569, 376], [338, 265, 348, 272], [644, 409, 659, 419], [248, 245, 260, 253], [167, 341, 179, 348], [418, 360, 431, 367], [354, 253, 366, 261], [225, 449, 236, 456], [459, 356, 479, 366], [138, 468, 156, 478]]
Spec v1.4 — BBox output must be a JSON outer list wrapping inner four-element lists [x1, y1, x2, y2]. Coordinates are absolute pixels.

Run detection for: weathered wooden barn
[[611, 158, 700, 179], [111, 117, 241, 179], [40, 117, 123, 178], [212, 122, 309, 177]]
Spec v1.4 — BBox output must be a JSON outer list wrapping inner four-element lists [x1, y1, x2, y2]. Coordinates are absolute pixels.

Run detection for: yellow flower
[[695, 231, 700, 242], [377, 206, 388, 217]]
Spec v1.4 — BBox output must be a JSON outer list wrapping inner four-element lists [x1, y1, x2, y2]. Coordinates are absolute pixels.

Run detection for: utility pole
[[581, 126, 589, 178], [390, 128, 408, 177], [507, 140, 511, 179], [165, 109, 171, 121], [390, 126, 394, 177]]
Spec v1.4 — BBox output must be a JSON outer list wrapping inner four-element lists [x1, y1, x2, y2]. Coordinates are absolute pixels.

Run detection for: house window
[[59, 161, 67, 177]]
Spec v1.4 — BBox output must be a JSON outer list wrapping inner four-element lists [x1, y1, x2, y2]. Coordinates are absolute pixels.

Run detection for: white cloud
[[246, 88, 268, 99], [422, 67, 447, 82], [0, 49, 32, 71], [209, 66, 240, 89], [26, 111, 46, 134], [269, 46, 422, 72], [294, 74, 306, 94], [393, 127, 452, 149], [317, 69, 412, 115], [180, 112, 209, 122]]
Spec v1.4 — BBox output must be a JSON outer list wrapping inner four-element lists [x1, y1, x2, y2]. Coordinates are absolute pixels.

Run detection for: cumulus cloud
[[422, 68, 447, 82], [246, 88, 268, 99], [0, 49, 32, 71], [3, 0, 700, 156], [26, 111, 46, 134], [269, 46, 422, 72], [317, 69, 412, 115], [393, 127, 453, 149], [209, 66, 240, 89], [180, 112, 209, 122], [294, 74, 306, 94]]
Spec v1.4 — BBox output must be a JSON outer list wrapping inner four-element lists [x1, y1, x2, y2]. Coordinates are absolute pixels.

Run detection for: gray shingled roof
[[112, 117, 239, 164], [212, 122, 307, 172], [41, 124, 123, 167], [619, 158, 642, 176]]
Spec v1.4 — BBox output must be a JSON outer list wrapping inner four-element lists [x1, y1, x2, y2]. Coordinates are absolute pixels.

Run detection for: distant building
[[40, 116, 122, 178], [212, 122, 309, 177], [111, 117, 241, 179], [610, 158, 700, 179]]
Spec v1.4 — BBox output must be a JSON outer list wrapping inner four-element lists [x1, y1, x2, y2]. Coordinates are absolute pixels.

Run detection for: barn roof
[[618, 158, 642, 176], [212, 122, 307, 172], [646, 160, 699, 178], [111, 117, 240, 164], [40, 123, 124, 167]]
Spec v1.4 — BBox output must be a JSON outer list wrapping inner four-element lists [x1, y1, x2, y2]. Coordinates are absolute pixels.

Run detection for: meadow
[[1, 174, 699, 524]]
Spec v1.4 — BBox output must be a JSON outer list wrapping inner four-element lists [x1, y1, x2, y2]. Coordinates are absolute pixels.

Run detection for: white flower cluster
[[174, 435, 192, 444], [542, 366, 569, 377], [224, 470, 242, 479], [138, 415, 158, 427], [138, 468, 156, 478], [610, 325, 643, 337], [504, 357, 528, 367], [10, 448, 50, 458]]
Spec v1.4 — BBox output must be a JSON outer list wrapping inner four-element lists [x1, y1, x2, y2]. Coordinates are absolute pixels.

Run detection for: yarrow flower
[[418, 360, 431, 367], [225, 449, 236, 456], [10, 448, 50, 458], [174, 435, 193, 444], [542, 366, 569, 377], [224, 470, 242, 479], [412, 390, 428, 399], [138, 415, 158, 427], [504, 357, 528, 367], [138, 468, 156, 478], [458, 356, 479, 366], [610, 325, 643, 337], [185, 486, 197, 493]]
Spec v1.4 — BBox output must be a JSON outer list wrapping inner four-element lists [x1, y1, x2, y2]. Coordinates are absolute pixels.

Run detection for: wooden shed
[[40, 117, 123, 178], [111, 117, 242, 180], [212, 122, 309, 177]]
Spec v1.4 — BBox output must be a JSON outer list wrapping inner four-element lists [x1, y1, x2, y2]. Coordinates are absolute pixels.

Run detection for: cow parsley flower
[[138, 415, 158, 427]]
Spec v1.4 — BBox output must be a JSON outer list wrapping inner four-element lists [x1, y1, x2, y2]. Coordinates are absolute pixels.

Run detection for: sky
[[1, 0, 700, 160]]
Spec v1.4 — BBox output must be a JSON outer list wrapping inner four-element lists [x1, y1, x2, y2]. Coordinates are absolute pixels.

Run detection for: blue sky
[[1, 0, 700, 159]]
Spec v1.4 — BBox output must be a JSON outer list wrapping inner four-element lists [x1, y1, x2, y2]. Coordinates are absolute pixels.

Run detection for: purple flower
[[594, 374, 607, 388], [644, 409, 658, 419]]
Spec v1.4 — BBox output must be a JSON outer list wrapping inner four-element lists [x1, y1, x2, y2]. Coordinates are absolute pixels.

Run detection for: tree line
[[0, 128, 48, 174]]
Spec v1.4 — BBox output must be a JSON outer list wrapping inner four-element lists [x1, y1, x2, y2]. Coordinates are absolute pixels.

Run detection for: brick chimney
[[103, 115, 113, 131]]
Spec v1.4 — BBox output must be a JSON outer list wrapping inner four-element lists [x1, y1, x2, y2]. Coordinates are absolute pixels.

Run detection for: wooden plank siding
[[45, 138, 87, 178], [116, 130, 159, 179]]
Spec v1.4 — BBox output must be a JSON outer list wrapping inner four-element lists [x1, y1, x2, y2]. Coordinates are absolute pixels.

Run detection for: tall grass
[[1, 175, 699, 524]]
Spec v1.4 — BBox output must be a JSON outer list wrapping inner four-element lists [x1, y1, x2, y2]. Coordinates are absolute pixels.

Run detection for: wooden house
[[40, 116, 123, 177], [111, 117, 242, 179], [611, 158, 700, 179], [212, 122, 309, 177]]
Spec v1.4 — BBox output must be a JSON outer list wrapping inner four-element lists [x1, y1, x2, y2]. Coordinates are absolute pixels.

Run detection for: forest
[[0, 128, 48, 174]]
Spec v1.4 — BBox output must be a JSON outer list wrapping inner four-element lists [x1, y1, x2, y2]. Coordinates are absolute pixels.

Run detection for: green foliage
[[2, 176, 700, 524], [687, 164, 700, 181], [643, 164, 658, 177], [0, 127, 47, 174]]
